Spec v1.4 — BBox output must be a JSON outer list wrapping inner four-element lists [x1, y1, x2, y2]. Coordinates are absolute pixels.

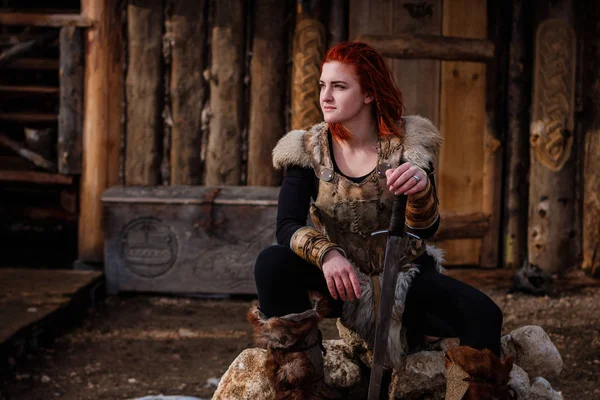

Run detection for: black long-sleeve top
[[275, 165, 440, 247]]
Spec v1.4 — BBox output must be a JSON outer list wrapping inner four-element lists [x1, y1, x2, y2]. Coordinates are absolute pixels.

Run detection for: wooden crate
[[102, 186, 279, 295]]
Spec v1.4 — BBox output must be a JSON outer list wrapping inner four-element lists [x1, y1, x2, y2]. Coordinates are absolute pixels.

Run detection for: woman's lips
[[323, 106, 336, 111]]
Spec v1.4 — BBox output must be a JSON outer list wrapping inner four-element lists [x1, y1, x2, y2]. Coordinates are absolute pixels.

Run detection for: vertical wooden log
[[58, 26, 83, 175], [125, 0, 163, 186], [438, 0, 487, 265], [328, 0, 348, 47], [581, 0, 600, 277], [290, 4, 326, 130], [79, 0, 124, 263], [205, 0, 245, 185], [480, 0, 511, 268], [169, 0, 208, 185], [528, 0, 577, 274], [247, 0, 287, 186], [504, 0, 532, 269]]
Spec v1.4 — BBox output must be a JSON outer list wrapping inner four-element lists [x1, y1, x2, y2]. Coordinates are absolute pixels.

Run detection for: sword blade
[[367, 234, 411, 400]]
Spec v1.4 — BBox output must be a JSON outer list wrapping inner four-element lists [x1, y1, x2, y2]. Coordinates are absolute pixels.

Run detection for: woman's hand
[[322, 249, 361, 301], [385, 162, 428, 195]]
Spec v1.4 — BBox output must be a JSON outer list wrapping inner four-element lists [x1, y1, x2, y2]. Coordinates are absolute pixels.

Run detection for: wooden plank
[[431, 212, 490, 241], [350, 0, 441, 127], [0, 12, 92, 27], [0, 170, 73, 185], [0, 31, 57, 68], [247, 0, 287, 186], [503, 0, 531, 269], [205, 0, 245, 185], [58, 26, 84, 175], [480, 0, 511, 268], [0, 269, 102, 359], [357, 34, 494, 62], [79, 0, 124, 263], [102, 186, 280, 295], [0, 85, 59, 94], [0, 112, 57, 122], [169, 0, 208, 185], [125, 0, 163, 186], [0, 134, 56, 171], [1, 58, 59, 70], [528, 1, 577, 274], [438, 0, 487, 266]]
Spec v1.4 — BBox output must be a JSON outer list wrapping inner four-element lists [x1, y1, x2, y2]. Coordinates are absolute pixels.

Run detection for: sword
[[367, 193, 411, 400]]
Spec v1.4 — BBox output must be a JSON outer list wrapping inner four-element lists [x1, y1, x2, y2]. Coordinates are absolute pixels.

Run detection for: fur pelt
[[272, 116, 442, 171], [247, 294, 341, 400], [340, 244, 445, 369], [445, 346, 515, 400]]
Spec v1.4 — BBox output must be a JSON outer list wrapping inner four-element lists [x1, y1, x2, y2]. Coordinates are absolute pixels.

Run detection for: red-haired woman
[[249, 42, 511, 399]]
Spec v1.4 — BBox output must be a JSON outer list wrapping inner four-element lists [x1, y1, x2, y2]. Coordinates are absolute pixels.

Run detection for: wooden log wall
[[504, 0, 532, 269], [580, 0, 600, 277], [528, 0, 577, 274]]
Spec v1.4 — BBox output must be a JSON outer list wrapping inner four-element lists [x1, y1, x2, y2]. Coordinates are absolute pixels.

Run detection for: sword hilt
[[388, 194, 408, 237]]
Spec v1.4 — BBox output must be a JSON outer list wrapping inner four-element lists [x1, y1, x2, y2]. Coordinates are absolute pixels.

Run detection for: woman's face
[[319, 61, 373, 124]]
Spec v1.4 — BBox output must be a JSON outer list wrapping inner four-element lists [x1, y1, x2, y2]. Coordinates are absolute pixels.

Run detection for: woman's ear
[[364, 93, 375, 104]]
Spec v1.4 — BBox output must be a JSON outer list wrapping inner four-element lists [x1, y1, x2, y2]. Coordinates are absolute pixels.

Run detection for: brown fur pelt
[[445, 346, 515, 400], [247, 293, 340, 400]]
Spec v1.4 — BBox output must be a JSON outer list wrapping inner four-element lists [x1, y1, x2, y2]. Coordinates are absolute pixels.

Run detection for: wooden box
[[102, 186, 279, 295]]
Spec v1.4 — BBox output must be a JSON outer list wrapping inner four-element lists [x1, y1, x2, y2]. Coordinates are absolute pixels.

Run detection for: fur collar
[[272, 116, 442, 171]]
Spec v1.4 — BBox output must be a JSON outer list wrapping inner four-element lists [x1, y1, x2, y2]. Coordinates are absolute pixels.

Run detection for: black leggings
[[254, 245, 503, 356]]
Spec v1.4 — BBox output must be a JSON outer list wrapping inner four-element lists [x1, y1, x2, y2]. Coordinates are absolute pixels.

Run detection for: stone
[[501, 325, 562, 378], [392, 351, 446, 399], [508, 364, 530, 399], [213, 341, 363, 399], [322, 340, 362, 388], [529, 377, 563, 400], [212, 348, 275, 400]]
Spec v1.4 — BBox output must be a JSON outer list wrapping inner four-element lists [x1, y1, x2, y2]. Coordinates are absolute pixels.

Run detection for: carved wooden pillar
[[528, 1, 577, 274]]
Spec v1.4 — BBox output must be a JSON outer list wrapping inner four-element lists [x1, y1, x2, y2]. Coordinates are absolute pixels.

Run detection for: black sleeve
[[406, 171, 440, 240], [276, 167, 318, 246]]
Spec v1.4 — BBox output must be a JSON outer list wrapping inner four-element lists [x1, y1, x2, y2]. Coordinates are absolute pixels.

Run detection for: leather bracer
[[290, 227, 346, 269]]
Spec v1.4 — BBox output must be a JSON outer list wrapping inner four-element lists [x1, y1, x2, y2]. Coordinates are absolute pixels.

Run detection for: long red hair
[[321, 41, 404, 141]]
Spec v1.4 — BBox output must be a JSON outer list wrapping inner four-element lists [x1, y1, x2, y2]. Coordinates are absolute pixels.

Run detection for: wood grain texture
[[169, 0, 208, 185], [247, 0, 287, 186], [205, 0, 245, 185], [125, 0, 163, 185], [79, 0, 124, 262], [438, 0, 487, 265]]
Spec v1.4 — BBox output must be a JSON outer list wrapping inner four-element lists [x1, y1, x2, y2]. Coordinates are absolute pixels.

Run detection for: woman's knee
[[254, 245, 295, 284], [471, 294, 503, 329]]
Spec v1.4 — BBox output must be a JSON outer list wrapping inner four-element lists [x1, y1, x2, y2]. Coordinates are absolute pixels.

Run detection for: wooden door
[[350, 0, 496, 266]]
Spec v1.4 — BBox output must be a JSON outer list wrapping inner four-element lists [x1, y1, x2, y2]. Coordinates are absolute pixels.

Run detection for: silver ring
[[412, 175, 420, 183]]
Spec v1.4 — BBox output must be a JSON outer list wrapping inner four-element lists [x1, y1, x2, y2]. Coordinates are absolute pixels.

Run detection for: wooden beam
[[0, 31, 58, 68], [58, 26, 84, 175], [0, 113, 57, 122], [168, 0, 208, 185], [124, 0, 163, 186], [1, 58, 59, 70], [503, 0, 532, 269], [328, 0, 348, 46], [205, 0, 245, 185], [0, 12, 92, 27], [528, 0, 577, 275], [79, 0, 124, 263], [581, 0, 600, 278], [356, 33, 495, 62], [0, 170, 72, 185], [0, 85, 59, 94], [431, 212, 491, 241], [247, 0, 287, 186], [0, 133, 57, 171]]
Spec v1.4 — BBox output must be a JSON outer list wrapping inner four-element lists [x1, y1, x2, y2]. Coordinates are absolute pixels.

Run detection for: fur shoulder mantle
[[272, 116, 442, 171]]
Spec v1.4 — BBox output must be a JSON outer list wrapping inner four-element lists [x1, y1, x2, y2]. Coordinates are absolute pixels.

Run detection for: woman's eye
[[334, 85, 345, 89]]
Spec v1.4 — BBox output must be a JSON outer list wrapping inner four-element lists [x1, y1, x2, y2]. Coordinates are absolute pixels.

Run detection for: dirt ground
[[1, 271, 600, 400]]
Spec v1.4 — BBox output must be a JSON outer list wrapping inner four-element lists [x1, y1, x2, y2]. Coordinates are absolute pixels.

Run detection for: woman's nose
[[321, 87, 333, 101]]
